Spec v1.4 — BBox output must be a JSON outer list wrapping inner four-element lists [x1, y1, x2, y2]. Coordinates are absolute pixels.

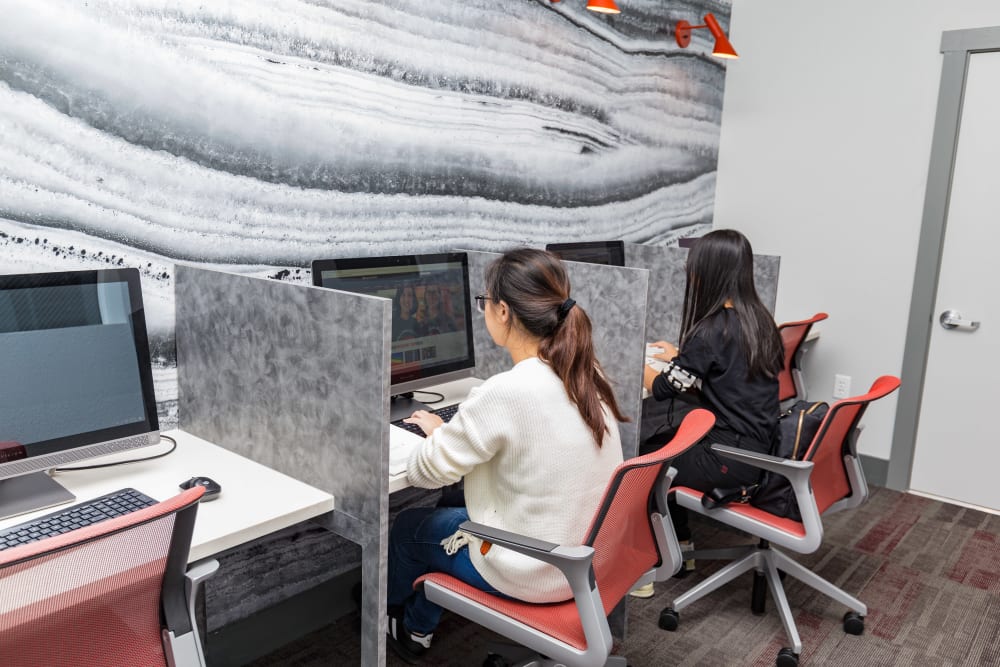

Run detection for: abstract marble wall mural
[[0, 0, 731, 425]]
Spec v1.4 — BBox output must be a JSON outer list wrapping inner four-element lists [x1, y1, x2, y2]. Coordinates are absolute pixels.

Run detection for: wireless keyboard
[[390, 403, 460, 436], [0, 487, 158, 551]]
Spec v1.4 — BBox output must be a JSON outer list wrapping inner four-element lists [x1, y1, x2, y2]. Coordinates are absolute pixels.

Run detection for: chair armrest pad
[[710, 444, 813, 481], [185, 558, 220, 586], [459, 521, 593, 563]]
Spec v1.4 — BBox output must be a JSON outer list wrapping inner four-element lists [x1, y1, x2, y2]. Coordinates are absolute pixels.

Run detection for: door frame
[[887, 26, 1000, 490]]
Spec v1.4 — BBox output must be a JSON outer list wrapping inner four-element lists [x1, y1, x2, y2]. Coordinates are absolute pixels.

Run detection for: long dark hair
[[484, 248, 627, 446], [680, 230, 783, 380]]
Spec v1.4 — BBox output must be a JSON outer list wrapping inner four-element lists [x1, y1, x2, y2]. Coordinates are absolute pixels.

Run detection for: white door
[[910, 50, 1000, 511]]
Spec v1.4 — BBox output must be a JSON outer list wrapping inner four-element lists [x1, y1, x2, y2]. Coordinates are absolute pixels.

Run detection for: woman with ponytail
[[386, 248, 627, 663]]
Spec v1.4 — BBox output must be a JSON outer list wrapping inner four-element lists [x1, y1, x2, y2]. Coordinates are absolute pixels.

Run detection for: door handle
[[939, 309, 980, 331]]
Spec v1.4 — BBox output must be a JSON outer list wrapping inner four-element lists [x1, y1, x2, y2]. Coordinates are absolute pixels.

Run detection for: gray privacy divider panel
[[174, 264, 390, 665], [624, 244, 780, 344], [462, 250, 649, 458]]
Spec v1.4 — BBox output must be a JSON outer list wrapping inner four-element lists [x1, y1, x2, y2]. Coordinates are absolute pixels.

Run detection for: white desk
[[0, 429, 336, 562], [388, 376, 483, 494]]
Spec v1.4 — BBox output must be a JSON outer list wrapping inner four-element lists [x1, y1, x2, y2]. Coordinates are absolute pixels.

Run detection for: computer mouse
[[179, 476, 222, 501]]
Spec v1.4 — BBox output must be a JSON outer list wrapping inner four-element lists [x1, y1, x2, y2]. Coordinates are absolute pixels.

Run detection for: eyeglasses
[[474, 294, 490, 313]]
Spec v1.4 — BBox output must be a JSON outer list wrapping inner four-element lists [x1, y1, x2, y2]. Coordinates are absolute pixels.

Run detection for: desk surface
[[0, 429, 335, 562], [389, 376, 483, 494]]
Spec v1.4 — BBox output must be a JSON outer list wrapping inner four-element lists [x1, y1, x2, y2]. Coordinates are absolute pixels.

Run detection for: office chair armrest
[[164, 558, 220, 667], [186, 558, 221, 588], [423, 523, 609, 666], [710, 444, 814, 484], [458, 520, 593, 564], [458, 520, 598, 604], [706, 445, 823, 550]]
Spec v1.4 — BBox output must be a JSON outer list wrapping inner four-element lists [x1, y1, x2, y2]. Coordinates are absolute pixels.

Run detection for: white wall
[[713, 2, 1000, 462]]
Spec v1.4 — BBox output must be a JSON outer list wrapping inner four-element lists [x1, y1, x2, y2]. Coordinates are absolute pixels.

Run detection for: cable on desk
[[412, 390, 445, 404], [53, 434, 178, 473]]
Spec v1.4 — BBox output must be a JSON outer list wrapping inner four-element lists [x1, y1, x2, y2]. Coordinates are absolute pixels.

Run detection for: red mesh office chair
[[0, 486, 217, 667], [777, 313, 828, 407], [416, 409, 716, 667], [659, 376, 900, 667]]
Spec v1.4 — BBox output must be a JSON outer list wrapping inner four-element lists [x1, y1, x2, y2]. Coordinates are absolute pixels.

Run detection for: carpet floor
[[248, 486, 1000, 666]]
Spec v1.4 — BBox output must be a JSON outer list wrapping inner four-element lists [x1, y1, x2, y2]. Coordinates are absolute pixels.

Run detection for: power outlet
[[833, 374, 851, 399]]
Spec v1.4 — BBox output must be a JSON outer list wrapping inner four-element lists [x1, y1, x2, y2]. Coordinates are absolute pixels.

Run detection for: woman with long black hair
[[641, 229, 783, 539], [386, 248, 627, 663]]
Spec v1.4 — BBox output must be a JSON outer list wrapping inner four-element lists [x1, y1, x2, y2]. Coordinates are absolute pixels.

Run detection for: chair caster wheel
[[483, 653, 509, 667], [843, 611, 865, 635], [775, 647, 799, 667], [658, 607, 679, 631]]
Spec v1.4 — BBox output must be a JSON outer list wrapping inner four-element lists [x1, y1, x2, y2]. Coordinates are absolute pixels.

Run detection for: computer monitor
[[311, 252, 477, 421], [0, 268, 160, 520], [546, 240, 626, 267]]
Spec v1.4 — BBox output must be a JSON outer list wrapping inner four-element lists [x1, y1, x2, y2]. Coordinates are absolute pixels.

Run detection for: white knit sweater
[[406, 357, 623, 603]]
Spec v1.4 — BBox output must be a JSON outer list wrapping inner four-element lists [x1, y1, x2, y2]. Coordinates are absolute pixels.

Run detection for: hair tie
[[557, 298, 576, 321]]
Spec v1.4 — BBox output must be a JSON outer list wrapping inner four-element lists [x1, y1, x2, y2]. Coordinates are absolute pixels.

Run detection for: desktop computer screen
[[0, 268, 160, 519], [546, 241, 626, 267], [311, 252, 477, 420]]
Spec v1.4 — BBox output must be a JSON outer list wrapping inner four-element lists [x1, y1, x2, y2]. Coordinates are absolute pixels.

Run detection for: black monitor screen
[[312, 253, 476, 393], [546, 241, 625, 267], [0, 268, 158, 461]]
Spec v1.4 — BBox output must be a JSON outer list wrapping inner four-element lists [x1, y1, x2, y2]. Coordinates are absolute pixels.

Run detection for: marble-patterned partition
[[174, 264, 390, 666], [463, 250, 649, 458], [624, 244, 781, 344]]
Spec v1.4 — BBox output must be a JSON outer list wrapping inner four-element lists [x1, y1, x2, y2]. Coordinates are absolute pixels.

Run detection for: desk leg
[[360, 538, 387, 666]]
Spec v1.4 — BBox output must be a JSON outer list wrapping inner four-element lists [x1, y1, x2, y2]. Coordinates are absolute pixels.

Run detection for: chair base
[[483, 641, 628, 667], [668, 542, 867, 655]]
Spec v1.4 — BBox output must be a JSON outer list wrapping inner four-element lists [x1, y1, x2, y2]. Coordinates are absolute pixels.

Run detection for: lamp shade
[[704, 13, 738, 59], [586, 0, 620, 14]]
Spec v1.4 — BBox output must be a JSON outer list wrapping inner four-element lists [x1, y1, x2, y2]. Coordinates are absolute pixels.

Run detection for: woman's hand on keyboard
[[649, 340, 678, 362], [403, 410, 444, 436]]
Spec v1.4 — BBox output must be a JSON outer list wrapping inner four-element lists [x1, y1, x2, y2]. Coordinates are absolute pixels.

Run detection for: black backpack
[[748, 400, 829, 520]]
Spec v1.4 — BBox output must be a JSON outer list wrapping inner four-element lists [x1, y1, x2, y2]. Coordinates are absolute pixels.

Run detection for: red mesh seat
[[418, 409, 716, 667], [777, 312, 828, 405], [661, 375, 900, 666], [0, 486, 211, 667]]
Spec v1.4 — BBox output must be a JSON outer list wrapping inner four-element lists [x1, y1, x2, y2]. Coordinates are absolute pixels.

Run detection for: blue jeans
[[388, 506, 503, 634]]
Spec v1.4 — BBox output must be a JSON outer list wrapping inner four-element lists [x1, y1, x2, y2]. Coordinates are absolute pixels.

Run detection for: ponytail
[[485, 249, 628, 446]]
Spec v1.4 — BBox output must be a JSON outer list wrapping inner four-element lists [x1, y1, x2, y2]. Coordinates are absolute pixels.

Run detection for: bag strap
[[805, 401, 824, 415], [792, 410, 806, 459], [701, 484, 758, 510]]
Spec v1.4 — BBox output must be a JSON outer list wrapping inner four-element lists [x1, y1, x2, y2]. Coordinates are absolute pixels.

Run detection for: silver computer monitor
[[312, 252, 476, 421], [0, 268, 160, 519]]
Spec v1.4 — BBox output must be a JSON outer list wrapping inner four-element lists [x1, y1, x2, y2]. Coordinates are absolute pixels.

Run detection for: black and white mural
[[0, 0, 732, 425]]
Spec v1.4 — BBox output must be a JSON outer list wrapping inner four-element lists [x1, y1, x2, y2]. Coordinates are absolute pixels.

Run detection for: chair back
[[0, 487, 204, 667], [803, 376, 900, 514], [777, 312, 828, 402], [584, 409, 715, 613]]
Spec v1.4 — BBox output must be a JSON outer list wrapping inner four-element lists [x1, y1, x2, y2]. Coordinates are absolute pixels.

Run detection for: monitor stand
[[0, 472, 76, 521], [389, 394, 432, 422]]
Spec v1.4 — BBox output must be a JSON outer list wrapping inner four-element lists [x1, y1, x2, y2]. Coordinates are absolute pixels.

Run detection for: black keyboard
[[0, 487, 158, 551], [390, 403, 460, 436]]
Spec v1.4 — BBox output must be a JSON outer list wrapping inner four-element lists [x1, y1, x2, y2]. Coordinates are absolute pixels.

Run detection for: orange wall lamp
[[675, 13, 738, 59], [549, 0, 621, 15]]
